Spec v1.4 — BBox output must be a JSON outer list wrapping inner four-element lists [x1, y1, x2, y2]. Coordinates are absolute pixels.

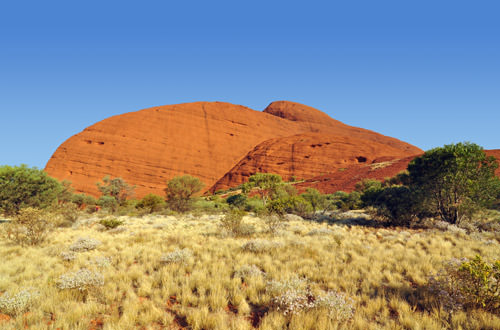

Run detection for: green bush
[[247, 173, 283, 205], [97, 195, 119, 213], [428, 255, 500, 313], [332, 191, 362, 211], [0, 165, 64, 215], [165, 175, 204, 212], [98, 218, 124, 229], [226, 194, 247, 209], [136, 194, 166, 213]]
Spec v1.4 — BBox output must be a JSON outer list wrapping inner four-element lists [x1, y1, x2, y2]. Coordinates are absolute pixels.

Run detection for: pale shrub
[[0, 288, 39, 315], [234, 264, 266, 279], [60, 251, 77, 262], [57, 268, 104, 292], [69, 237, 101, 252], [89, 256, 111, 268], [160, 248, 193, 264], [314, 290, 355, 322], [2, 208, 53, 246], [241, 239, 283, 253]]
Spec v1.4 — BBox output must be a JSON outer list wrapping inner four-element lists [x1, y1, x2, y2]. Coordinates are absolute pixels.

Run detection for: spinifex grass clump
[[241, 239, 283, 253], [0, 288, 39, 316]]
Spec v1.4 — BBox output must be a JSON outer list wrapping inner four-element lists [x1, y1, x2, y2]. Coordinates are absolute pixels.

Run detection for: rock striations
[[45, 101, 423, 197]]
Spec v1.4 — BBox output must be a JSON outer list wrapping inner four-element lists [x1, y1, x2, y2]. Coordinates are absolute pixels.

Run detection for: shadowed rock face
[[45, 101, 422, 197], [210, 133, 420, 192]]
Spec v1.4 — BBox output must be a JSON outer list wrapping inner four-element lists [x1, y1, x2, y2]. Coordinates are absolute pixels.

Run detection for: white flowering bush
[[57, 268, 104, 292], [266, 277, 355, 320], [89, 256, 111, 268], [160, 248, 193, 264], [0, 288, 39, 315], [241, 239, 283, 253], [234, 264, 266, 279], [60, 251, 77, 262], [69, 237, 101, 252], [314, 290, 355, 322]]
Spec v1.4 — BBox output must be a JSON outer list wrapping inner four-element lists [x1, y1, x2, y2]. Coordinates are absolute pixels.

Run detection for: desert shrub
[[71, 193, 97, 209], [332, 191, 362, 211], [0, 288, 39, 316], [0, 165, 63, 215], [266, 277, 355, 320], [263, 214, 285, 234], [408, 142, 500, 224], [234, 264, 266, 279], [226, 194, 247, 209], [57, 268, 104, 295], [219, 209, 253, 236], [165, 175, 204, 212], [97, 195, 119, 213], [99, 217, 124, 229], [362, 185, 420, 226], [60, 251, 77, 262], [267, 195, 313, 218], [160, 248, 193, 264], [301, 188, 328, 213], [136, 193, 166, 213], [69, 237, 101, 252], [191, 197, 227, 214], [244, 196, 266, 214], [241, 239, 283, 253], [2, 207, 54, 246], [51, 202, 80, 227], [427, 255, 500, 313]]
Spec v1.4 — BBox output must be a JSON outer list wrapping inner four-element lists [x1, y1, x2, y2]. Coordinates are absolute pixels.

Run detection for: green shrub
[[136, 193, 166, 213], [2, 207, 53, 246], [226, 194, 247, 209], [247, 173, 283, 205], [165, 175, 204, 212], [428, 255, 500, 313], [0, 165, 64, 215], [98, 218, 124, 229], [332, 191, 362, 211], [97, 195, 119, 213]]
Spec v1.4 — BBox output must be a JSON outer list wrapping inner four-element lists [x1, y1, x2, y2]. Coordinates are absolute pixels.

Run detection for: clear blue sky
[[1, 1, 499, 168]]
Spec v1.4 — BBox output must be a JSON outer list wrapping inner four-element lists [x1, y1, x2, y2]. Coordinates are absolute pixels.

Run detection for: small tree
[[164, 175, 204, 212], [247, 173, 283, 205], [96, 176, 135, 206], [0, 165, 63, 215], [3, 207, 53, 246], [408, 142, 500, 224]]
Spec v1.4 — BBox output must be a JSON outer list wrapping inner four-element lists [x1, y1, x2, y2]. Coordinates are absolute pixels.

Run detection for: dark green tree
[[136, 194, 166, 213], [0, 165, 63, 215], [165, 175, 204, 212], [408, 142, 500, 224]]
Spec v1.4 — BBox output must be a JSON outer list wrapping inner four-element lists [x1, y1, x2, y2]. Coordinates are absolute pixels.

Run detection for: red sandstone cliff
[[45, 101, 422, 197]]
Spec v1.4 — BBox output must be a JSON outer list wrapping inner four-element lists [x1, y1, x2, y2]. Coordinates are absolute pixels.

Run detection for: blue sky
[[1, 1, 499, 168]]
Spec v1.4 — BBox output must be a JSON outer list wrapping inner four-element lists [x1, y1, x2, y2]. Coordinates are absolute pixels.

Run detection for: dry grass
[[0, 212, 499, 329]]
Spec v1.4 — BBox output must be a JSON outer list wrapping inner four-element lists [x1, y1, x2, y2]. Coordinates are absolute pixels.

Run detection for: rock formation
[[45, 101, 422, 197]]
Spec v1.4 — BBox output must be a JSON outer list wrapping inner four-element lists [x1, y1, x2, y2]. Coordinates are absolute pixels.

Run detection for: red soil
[[45, 101, 421, 198]]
